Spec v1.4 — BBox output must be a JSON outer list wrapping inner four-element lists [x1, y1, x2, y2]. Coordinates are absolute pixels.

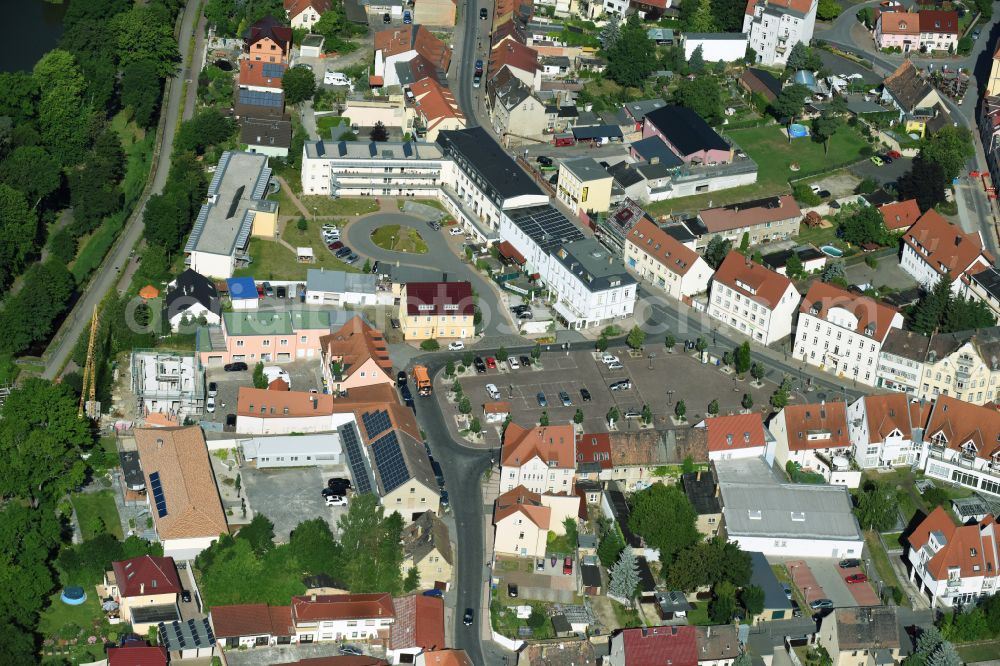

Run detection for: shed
[[297, 246, 315, 263], [226, 276, 259, 310], [572, 124, 624, 143], [655, 590, 693, 619], [300, 33, 325, 58]]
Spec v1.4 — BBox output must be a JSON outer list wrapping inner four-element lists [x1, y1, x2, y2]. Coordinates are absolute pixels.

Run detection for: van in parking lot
[[601, 354, 619, 365]]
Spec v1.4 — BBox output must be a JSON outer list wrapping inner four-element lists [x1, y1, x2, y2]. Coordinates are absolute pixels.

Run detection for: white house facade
[[708, 252, 800, 345], [743, 0, 818, 66]]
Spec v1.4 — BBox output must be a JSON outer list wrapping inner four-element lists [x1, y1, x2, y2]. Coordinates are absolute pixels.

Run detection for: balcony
[[926, 446, 979, 470]]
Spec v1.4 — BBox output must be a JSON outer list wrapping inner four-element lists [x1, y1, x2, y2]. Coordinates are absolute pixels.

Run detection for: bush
[[957, 37, 973, 56], [792, 183, 821, 206], [865, 255, 878, 269], [420, 338, 440, 351]]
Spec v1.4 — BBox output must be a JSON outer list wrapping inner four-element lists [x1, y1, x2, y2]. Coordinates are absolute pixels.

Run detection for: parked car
[[886, 150, 902, 159], [256, 284, 265, 298], [809, 598, 834, 609], [623, 409, 641, 419], [181, 590, 192, 603], [479, 7, 488, 18], [610, 379, 632, 391], [536, 560, 545, 571], [325, 495, 348, 507], [262, 282, 274, 296], [399, 384, 414, 406], [397, 371, 408, 387], [536, 392, 547, 407], [329, 241, 344, 251], [472, 74, 481, 88], [327, 477, 351, 490], [207, 382, 218, 397], [607, 361, 624, 371], [517, 310, 533, 320], [422, 589, 444, 598], [224, 361, 248, 372], [563, 557, 573, 575], [485, 357, 497, 369], [507, 357, 520, 370], [580, 388, 592, 402], [881, 154, 894, 164], [335, 247, 351, 258], [519, 355, 531, 367], [870, 155, 884, 167], [536, 155, 553, 167], [508, 583, 518, 598], [206, 397, 216, 413], [403, 10, 412, 23], [783, 585, 792, 600], [474, 357, 487, 373], [428, 220, 442, 230], [431, 460, 445, 487], [276, 285, 287, 298], [382, 12, 391, 22], [448, 341, 465, 351], [559, 390, 572, 406], [838, 558, 861, 569], [345, 253, 358, 264], [340, 646, 364, 657], [846, 573, 869, 584], [486, 383, 501, 400], [601, 353, 619, 365], [463, 608, 474, 625], [511, 304, 530, 314], [225, 413, 237, 429], [449, 227, 463, 236], [475, 59, 484, 74]]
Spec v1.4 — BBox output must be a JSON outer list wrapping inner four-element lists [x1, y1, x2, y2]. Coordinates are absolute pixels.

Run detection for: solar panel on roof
[[239, 89, 283, 108], [341, 423, 373, 495], [262, 63, 285, 78], [371, 431, 411, 493], [362, 409, 391, 439], [149, 471, 168, 518]]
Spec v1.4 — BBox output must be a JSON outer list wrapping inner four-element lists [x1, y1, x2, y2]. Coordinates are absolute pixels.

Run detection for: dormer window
[[748, 510, 762, 520]]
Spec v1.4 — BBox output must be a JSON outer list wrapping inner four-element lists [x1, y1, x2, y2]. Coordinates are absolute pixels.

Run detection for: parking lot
[[241, 466, 349, 542], [782, 558, 879, 610], [203, 360, 326, 427], [455, 348, 778, 444]]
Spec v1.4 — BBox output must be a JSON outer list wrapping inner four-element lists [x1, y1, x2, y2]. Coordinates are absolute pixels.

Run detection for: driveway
[[844, 254, 919, 292], [848, 156, 912, 187], [241, 467, 348, 542], [344, 213, 519, 342], [784, 558, 865, 609]]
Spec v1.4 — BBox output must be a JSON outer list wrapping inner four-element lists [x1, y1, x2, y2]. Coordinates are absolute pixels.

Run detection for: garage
[[206, 355, 224, 367]]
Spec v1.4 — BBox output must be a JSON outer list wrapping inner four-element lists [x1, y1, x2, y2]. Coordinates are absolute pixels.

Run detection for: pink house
[[874, 11, 920, 51], [319, 316, 395, 393], [641, 105, 732, 166], [199, 310, 336, 366]]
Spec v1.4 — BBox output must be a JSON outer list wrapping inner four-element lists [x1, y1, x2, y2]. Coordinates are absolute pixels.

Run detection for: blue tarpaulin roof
[[226, 277, 258, 300]]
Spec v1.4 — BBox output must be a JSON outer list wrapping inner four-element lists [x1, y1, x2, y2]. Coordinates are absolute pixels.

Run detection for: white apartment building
[[793, 282, 904, 387], [301, 138, 447, 197], [770, 401, 852, 480], [907, 506, 999, 608], [743, 0, 818, 66], [919, 396, 1000, 497], [847, 393, 928, 469], [900, 209, 991, 292], [708, 251, 800, 345], [291, 593, 395, 642], [500, 423, 576, 494], [875, 328, 930, 395], [624, 216, 713, 301]]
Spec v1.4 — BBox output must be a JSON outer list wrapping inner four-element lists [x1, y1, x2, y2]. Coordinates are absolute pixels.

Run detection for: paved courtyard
[[240, 466, 348, 542], [844, 255, 920, 292], [782, 558, 878, 610], [203, 360, 326, 427]]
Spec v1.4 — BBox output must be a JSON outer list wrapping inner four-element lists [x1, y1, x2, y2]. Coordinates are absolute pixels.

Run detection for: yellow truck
[[413, 365, 432, 396]]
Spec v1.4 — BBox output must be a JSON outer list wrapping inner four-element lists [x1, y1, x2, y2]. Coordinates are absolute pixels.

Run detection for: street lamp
[[712, 326, 717, 347], [667, 390, 674, 406]]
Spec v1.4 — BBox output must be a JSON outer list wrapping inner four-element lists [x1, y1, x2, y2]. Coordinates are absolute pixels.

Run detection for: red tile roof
[[320, 316, 393, 379], [410, 76, 465, 128], [909, 506, 999, 580], [488, 40, 539, 79], [919, 10, 959, 34], [699, 195, 801, 234], [494, 485, 551, 529], [799, 281, 900, 343], [924, 395, 1000, 462], [627, 217, 703, 278], [107, 645, 168, 666], [112, 555, 182, 599], [878, 11, 920, 35], [619, 626, 699, 666], [291, 593, 395, 622], [705, 413, 767, 452], [211, 603, 286, 638], [878, 199, 921, 231], [859, 393, 929, 444], [418, 650, 475, 666], [576, 432, 613, 469], [284, 0, 333, 19], [780, 401, 850, 451], [389, 594, 445, 651], [713, 251, 796, 310], [902, 209, 991, 282], [374, 26, 452, 72], [497, 240, 526, 265], [404, 281, 474, 316], [484, 401, 512, 414], [239, 59, 286, 89], [501, 422, 576, 469]]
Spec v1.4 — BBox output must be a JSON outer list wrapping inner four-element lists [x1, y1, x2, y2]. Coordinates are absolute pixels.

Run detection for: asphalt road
[[454, 0, 487, 126], [41, 0, 202, 379]]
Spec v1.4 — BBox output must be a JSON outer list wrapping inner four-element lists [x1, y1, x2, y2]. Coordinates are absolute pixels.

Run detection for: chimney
[[311, 593, 317, 601], [696, 470, 702, 481], [650, 156, 659, 165], [140, 583, 145, 595], [312, 397, 318, 410], [156, 439, 164, 448]]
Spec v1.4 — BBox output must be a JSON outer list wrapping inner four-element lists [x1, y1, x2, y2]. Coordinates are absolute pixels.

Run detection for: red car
[[256, 284, 265, 299], [886, 150, 902, 159], [328, 241, 344, 250], [563, 557, 573, 575], [846, 573, 869, 584], [485, 357, 497, 369]]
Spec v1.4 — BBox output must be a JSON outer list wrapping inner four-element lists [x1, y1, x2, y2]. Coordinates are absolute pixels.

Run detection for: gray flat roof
[[306, 268, 377, 294], [721, 482, 863, 541], [554, 238, 636, 292], [306, 138, 444, 161], [561, 157, 611, 182], [185, 151, 272, 257]]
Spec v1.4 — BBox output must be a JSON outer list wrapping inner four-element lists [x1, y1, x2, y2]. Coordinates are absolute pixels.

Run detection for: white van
[[601, 353, 619, 365], [324, 71, 350, 86]]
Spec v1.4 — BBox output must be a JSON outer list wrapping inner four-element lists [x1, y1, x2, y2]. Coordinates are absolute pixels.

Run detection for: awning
[[497, 241, 526, 266], [553, 299, 583, 324]]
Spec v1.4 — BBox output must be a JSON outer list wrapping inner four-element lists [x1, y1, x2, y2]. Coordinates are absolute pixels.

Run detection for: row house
[[708, 251, 800, 346], [372, 25, 451, 88], [847, 393, 928, 468], [319, 316, 394, 393], [907, 506, 999, 608], [492, 485, 580, 558], [900, 208, 992, 292], [500, 423, 576, 494], [198, 310, 334, 367], [409, 77, 466, 142], [770, 401, 851, 479], [918, 10, 959, 53], [623, 216, 714, 302], [238, 17, 292, 156], [792, 281, 904, 387], [743, 0, 818, 66], [697, 195, 802, 249], [818, 606, 903, 666], [919, 395, 1000, 497], [875, 328, 931, 395], [874, 11, 920, 52], [489, 67, 547, 145], [701, 412, 774, 462], [556, 157, 614, 216]]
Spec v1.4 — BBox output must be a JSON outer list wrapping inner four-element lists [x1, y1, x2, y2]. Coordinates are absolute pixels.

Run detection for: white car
[[449, 227, 463, 236], [324, 71, 351, 86], [448, 341, 465, 351], [486, 383, 501, 400], [325, 495, 348, 507], [206, 397, 216, 413], [601, 354, 620, 365], [507, 357, 520, 370]]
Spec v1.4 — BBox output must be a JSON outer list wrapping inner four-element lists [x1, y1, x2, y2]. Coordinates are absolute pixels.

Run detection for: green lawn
[[72, 491, 122, 540], [865, 530, 905, 604], [795, 223, 842, 250], [957, 640, 1000, 662], [611, 600, 644, 628], [300, 195, 379, 218], [399, 198, 446, 213], [370, 224, 428, 254], [281, 220, 362, 274], [649, 124, 870, 216], [38, 589, 115, 664], [685, 603, 713, 625], [316, 115, 350, 136], [237, 232, 361, 282]]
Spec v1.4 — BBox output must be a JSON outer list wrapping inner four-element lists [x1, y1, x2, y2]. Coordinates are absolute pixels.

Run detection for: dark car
[[225, 413, 237, 429], [508, 583, 518, 598], [224, 362, 248, 372], [881, 154, 894, 164], [816, 189, 831, 199], [276, 285, 287, 298], [474, 356, 487, 373], [397, 371, 408, 387], [580, 388, 592, 402], [207, 382, 218, 397], [340, 646, 364, 657], [422, 588, 444, 598], [519, 355, 531, 367], [511, 304, 530, 314], [517, 311, 533, 320], [463, 608, 474, 625], [536, 155, 553, 167], [328, 477, 351, 489], [559, 390, 572, 406], [431, 460, 445, 487], [382, 12, 391, 22], [440, 490, 449, 506], [262, 282, 274, 296], [329, 241, 344, 251], [321, 486, 343, 497], [400, 383, 414, 406], [838, 558, 861, 569], [181, 590, 192, 603], [475, 59, 484, 73], [479, 7, 488, 19], [335, 247, 352, 258], [536, 392, 547, 407], [370, 261, 379, 274]]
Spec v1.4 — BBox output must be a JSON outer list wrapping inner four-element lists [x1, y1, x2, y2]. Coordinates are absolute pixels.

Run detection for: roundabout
[[370, 224, 429, 254]]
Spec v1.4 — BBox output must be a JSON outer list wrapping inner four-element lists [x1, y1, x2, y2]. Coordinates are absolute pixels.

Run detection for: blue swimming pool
[[821, 245, 844, 257]]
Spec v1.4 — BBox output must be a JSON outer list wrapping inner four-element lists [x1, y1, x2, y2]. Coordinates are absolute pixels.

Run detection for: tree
[[496, 345, 508, 362], [710, 581, 738, 623], [738, 232, 750, 254], [463, 350, 474, 367], [369, 121, 389, 142], [605, 16, 657, 87], [0, 260, 76, 356], [563, 518, 579, 549], [742, 584, 765, 616], [609, 546, 640, 603], [909, 276, 996, 334], [598, 525, 625, 567], [600, 14, 621, 48], [666, 537, 752, 590], [854, 480, 899, 531], [0, 379, 94, 506], [451, 379, 462, 395], [607, 406, 620, 425], [526, 605, 547, 629], [574, 408, 584, 424], [0, 146, 61, 206], [458, 396, 471, 414], [742, 393, 753, 410], [838, 204, 891, 246], [121, 59, 163, 127], [630, 484, 699, 563], [596, 336, 608, 352], [689, 45, 706, 74], [236, 514, 275, 556], [445, 360, 455, 377], [33, 49, 93, 165], [817, 0, 841, 20], [175, 108, 235, 155], [687, 0, 717, 31], [712, 0, 748, 30], [253, 362, 267, 388], [335, 494, 405, 594], [0, 503, 62, 636], [704, 235, 732, 269], [750, 362, 765, 382], [674, 76, 724, 124], [695, 337, 708, 353], [734, 341, 751, 375], [771, 84, 810, 121], [312, 10, 346, 43], [707, 399, 719, 416], [531, 343, 541, 360], [770, 377, 792, 409], [682, 456, 696, 474], [665, 334, 676, 351], [811, 112, 842, 154], [674, 400, 687, 421], [539, 411, 549, 426], [898, 158, 946, 211], [111, 6, 180, 75], [786, 42, 822, 72], [469, 416, 482, 434], [404, 567, 420, 592], [627, 326, 646, 350], [641, 404, 653, 424], [785, 252, 804, 277], [821, 261, 846, 284], [0, 184, 37, 291], [921, 125, 973, 182]]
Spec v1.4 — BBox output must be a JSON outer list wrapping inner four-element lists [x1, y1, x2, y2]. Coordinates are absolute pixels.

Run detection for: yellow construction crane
[[79, 305, 100, 419]]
